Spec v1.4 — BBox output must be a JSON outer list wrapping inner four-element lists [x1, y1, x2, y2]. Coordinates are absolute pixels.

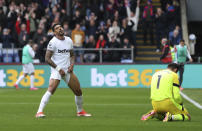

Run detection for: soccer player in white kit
[[35, 24, 91, 118], [14, 40, 38, 90]]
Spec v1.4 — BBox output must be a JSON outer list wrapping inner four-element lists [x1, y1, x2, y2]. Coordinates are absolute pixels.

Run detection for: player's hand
[[68, 64, 74, 73], [25, 13, 29, 20], [59, 69, 65, 77], [189, 58, 193, 63]]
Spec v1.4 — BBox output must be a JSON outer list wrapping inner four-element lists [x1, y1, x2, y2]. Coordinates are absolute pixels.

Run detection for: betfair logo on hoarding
[[91, 68, 161, 87]]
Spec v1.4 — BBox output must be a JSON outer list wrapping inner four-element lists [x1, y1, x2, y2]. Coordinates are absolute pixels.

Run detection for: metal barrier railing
[[0, 48, 134, 63], [74, 48, 134, 63]]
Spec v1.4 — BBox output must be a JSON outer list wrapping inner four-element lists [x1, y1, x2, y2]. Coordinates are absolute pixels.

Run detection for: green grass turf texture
[[0, 88, 201, 131]]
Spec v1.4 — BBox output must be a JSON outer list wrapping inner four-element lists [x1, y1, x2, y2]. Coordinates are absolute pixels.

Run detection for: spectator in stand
[[106, 18, 112, 29], [49, 5, 58, 22], [35, 36, 47, 62], [169, 29, 181, 46], [0, 0, 7, 14], [154, 7, 167, 52], [18, 23, 29, 48], [86, 12, 97, 23], [166, 2, 176, 32], [33, 27, 46, 45], [15, 13, 30, 35], [104, 35, 121, 62], [71, 23, 85, 63], [86, 19, 97, 38], [38, 16, 47, 31], [41, 0, 49, 8], [0, 7, 6, 28], [71, 10, 83, 28], [169, 25, 182, 41], [96, 34, 107, 49], [7, 2, 17, 31], [108, 20, 121, 42], [120, 18, 127, 42], [29, 11, 37, 38], [80, 19, 87, 33], [1, 28, 13, 48], [31, 2, 44, 20], [160, 0, 169, 12], [120, 18, 134, 44], [63, 22, 71, 37], [105, 2, 115, 20], [84, 35, 97, 62], [121, 37, 134, 63], [117, 1, 127, 20], [52, 14, 60, 26], [49, 0, 60, 8], [173, 0, 181, 25], [142, 0, 154, 45], [32, 27, 47, 62], [47, 22, 54, 39], [113, 10, 121, 24], [97, 1, 105, 22], [126, 0, 140, 51], [160, 38, 172, 63], [60, 8, 69, 24], [96, 21, 108, 41], [18, 3, 26, 17], [72, 0, 83, 16]]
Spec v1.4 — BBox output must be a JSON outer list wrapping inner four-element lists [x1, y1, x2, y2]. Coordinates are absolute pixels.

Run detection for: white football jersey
[[47, 36, 73, 73]]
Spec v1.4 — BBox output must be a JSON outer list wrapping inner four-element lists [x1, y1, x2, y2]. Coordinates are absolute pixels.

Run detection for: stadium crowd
[[0, 0, 181, 63]]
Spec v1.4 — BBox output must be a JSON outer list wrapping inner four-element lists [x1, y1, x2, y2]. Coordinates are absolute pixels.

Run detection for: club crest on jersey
[[58, 49, 70, 53]]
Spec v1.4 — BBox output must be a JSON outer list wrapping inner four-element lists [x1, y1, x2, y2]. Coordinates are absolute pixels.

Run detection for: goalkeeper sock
[[16, 75, 25, 85], [171, 114, 189, 121], [37, 91, 52, 113], [75, 95, 83, 112]]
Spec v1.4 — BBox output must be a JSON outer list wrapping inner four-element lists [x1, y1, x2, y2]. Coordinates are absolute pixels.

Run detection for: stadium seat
[[2, 49, 14, 63], [13, 49, 20, 63]]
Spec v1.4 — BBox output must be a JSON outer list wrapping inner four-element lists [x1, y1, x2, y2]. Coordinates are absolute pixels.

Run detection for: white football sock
[[75, 95, 83, 112], [37, 91, 52, 113], [15, 75, 25, 85], [30, 75, 34, 88]]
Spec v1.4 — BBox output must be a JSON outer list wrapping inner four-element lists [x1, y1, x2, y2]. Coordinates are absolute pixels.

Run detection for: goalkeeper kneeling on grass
[[141, 63, 191, 122]]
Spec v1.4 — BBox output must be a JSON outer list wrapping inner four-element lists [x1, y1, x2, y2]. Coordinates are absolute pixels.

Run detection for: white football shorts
[[50, 70, 70, 84], [23, 63, 35, 74]]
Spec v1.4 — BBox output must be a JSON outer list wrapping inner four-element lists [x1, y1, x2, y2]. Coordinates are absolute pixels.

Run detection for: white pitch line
[[0, 103, 149, 106], [180, 91, 202, 109]]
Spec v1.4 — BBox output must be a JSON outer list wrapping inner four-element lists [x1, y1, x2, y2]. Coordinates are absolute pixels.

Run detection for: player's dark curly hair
[[167, 63, 180, 72], [52, 23, 61, 32]]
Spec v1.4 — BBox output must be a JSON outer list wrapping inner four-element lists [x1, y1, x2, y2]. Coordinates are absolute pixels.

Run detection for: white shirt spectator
[[126, 5, 140, 32]]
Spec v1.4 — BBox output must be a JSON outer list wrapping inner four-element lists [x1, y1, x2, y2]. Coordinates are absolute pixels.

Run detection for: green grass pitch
[[0, 88, 202, 131]]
